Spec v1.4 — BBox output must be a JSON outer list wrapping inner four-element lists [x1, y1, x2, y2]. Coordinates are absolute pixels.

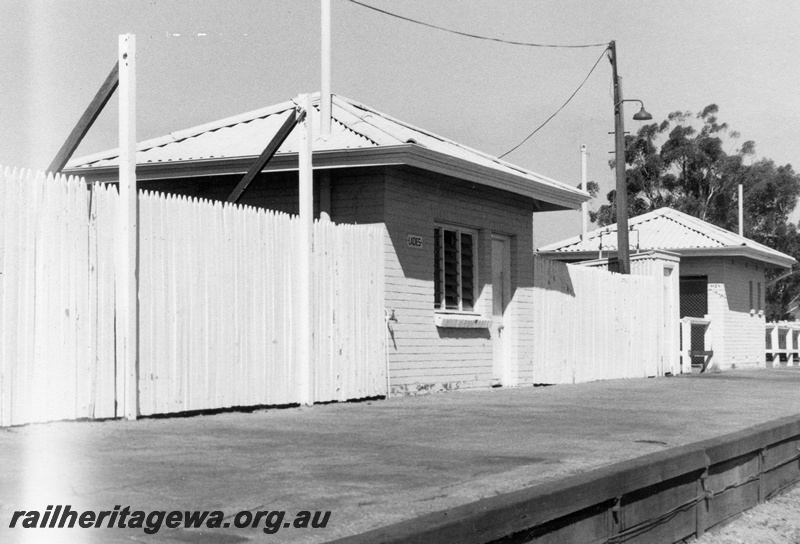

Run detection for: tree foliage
[[589, 105, 800, 320]]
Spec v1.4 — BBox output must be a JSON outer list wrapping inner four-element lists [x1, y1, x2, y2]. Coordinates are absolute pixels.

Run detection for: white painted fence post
[[680, 318, 691, 373], [765, 324, 774, 365], [119, 34, 139, 420], [297, 94, 313, 406], [771, 325, 780, 366]]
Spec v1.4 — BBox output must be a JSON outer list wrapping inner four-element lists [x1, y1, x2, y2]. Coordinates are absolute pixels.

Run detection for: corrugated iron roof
[[538, 207, 795, 268], [66, 92, 586, 206]]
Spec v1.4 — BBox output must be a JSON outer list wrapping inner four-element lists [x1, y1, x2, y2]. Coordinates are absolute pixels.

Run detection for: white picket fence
[[0, 168, 119, 425], [0, 168, 385, 426], [531, 257, 666, 383]]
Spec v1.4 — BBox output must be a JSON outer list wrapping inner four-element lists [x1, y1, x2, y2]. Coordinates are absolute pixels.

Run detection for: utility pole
[[738, 184, 744, 237], [581, 144, 588, 240], [319, 0, 333, 221], [610, 40, 630, 275]]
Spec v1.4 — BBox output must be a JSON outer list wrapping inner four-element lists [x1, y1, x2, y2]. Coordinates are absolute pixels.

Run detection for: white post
[[703, 320, 711, 365], [765, 324, 774, 365], [119, 34, 139, 420], [581, 144, 588, 240], [319, 0, 332, 220], [771, 325, 781, 366], [680, 319, 691, 373], [298, 94, 314, 405], [320, 0, 332, 138], [738, 184, 744, 237]]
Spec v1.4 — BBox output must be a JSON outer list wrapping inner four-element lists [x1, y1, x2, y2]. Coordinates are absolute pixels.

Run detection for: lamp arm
[[615, 98, 645, 108]]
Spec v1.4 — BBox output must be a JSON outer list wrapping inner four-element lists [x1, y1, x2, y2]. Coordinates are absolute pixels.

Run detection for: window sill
[[434, 313, 492, 329]]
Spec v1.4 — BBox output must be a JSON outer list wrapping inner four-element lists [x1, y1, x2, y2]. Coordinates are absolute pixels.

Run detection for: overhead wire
[[499, 46, 609, 158], [345, 0, 609, 49], [345, 0, 612, 156]]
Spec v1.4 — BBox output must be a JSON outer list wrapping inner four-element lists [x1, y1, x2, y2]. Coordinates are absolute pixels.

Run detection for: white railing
[[765, 322, 800, 367], [680, 317, 713, 372]]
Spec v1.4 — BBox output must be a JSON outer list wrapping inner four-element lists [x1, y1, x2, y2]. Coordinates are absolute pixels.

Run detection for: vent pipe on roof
[[738, 183, 744, 237], [581, 144, 588, 240], [321, 0, 332, 138]]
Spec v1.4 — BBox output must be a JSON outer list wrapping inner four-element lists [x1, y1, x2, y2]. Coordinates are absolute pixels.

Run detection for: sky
[[2, 0, 799, 247]]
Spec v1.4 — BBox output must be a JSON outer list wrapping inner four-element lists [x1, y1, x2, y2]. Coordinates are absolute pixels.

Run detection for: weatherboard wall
[[719, 258, 766, 368], [329, 167, 385, 225], [680, 256, 766, 369], [138, 171, 320, 216], [380, 166, 535, 394]]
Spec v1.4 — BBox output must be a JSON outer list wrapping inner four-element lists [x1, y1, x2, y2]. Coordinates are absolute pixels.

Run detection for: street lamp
[[609, 40, 652, 275], [629, 100, 653, 121]]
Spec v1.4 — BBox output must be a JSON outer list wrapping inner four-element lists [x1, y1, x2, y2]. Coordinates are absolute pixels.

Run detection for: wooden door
[[492, 235, 511, 385]]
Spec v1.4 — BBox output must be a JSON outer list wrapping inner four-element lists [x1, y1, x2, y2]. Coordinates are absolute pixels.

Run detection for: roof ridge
[[330, 96, 405, 146], [67, 99, 300, 168], [658, 212, 727, 245], [333, 95, 585, 196], [540, 205, 793, 264], [663, 208, 757, 247], [170, 99, 298, 143], [64, 91, 585, 209], [629, 208, 735, 247], [613, 208, 749, 249], [320, 99, 381, 147], [676, 210, 758, 243]]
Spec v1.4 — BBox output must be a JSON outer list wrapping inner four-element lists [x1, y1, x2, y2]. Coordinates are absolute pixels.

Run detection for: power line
[[499, 46, 609, 158], [346, 0, 609, 49], [344, 0, 612, 156]]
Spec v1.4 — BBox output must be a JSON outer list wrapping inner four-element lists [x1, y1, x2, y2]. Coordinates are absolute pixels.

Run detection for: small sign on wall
[[407, 234, 423, 249]]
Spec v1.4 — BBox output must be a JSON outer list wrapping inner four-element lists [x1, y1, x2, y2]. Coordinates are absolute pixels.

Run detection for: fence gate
[[680, 276, 708, 366]]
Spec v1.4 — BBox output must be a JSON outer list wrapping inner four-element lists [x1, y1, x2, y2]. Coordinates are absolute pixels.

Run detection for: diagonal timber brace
[[227, 108, 304, 204], [48, 61, 120, 174]]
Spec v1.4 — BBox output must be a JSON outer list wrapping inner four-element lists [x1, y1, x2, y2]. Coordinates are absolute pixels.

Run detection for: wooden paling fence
[[311, 221, 386, 403], [138, 192, 385, 415], [0, 168, 119, 426], [531, 257, 666, 383], [0, 168, 385, 426]]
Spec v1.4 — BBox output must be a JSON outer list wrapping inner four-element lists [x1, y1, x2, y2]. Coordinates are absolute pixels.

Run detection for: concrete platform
[[2, 368, 800, 543]]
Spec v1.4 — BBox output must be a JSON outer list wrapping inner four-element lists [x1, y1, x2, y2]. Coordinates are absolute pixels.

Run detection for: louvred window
[[434, 226, 476, 312]]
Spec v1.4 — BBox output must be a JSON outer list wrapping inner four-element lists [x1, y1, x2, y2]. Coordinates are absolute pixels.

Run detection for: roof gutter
[[64, 144, 589, 211], [538, 246, 795, 269]]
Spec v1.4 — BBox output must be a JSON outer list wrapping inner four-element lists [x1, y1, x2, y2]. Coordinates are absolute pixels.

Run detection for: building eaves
[[336, 95, 586, 200], [538, 207, 795, 269], [65, 92, 589, 210]]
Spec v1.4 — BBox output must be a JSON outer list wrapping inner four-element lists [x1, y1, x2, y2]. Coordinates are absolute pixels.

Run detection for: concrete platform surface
[[2, 368, 800, 544]]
